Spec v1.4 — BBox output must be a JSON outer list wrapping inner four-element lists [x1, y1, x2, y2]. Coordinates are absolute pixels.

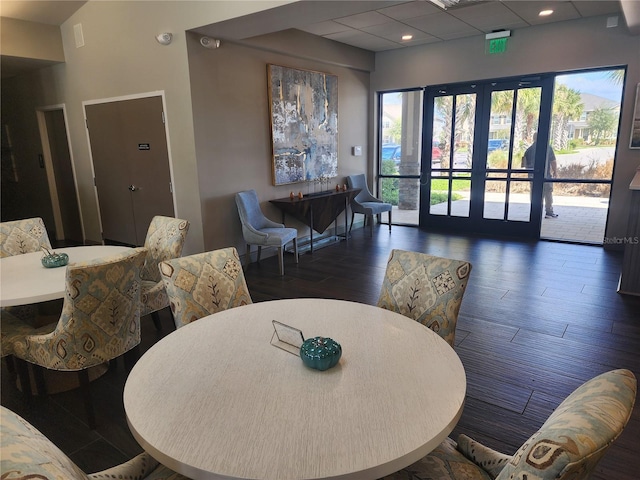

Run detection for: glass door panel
[[422, 77, 550, 238], [540, 69, 623, 243], [429, 92, 475, 218], [379, 90, 423, 225]]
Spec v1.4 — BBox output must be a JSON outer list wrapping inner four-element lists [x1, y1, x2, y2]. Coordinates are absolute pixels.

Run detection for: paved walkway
[[391, 194, 607, 244]]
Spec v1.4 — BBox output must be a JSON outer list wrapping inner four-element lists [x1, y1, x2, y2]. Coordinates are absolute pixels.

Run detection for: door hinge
[[161, 111, 165, 124], [169, 182, 173, 194], [85, 118, 89, 129]]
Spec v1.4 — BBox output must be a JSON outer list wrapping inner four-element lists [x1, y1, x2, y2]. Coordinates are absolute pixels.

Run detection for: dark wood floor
[[2, 226, 639, 478]]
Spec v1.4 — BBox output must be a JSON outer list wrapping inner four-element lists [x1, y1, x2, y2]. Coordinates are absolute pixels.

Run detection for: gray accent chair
[[235, 189, 298, 275], [347, 174, 392, 236]]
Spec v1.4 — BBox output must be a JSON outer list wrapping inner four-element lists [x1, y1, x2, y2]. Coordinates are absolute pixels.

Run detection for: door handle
[[128, 185, 139, 192]]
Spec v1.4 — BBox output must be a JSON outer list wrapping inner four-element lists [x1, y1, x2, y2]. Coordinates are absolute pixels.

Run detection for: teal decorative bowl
[[300, 336, 342, 371], [41, 252, 69, 268]]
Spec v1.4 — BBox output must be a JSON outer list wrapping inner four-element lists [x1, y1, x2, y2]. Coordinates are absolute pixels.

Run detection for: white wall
[[371, 15, 640, 244]]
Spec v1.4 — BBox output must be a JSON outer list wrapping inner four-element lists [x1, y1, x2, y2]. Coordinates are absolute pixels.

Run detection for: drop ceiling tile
[[324, 29, 401, 50], [451, 2, 529, 32], [362, 21, 439, 43], [334, 10, 394, 29], [571, 1, 621, 17], [377, 1, 441, 20], [502, 1, 581, 25], [299, 20, 353, 36], [405, 12, 483, 39]]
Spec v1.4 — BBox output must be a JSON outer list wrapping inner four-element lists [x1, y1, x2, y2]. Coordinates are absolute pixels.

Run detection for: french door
[[420, 76, 554, 238]]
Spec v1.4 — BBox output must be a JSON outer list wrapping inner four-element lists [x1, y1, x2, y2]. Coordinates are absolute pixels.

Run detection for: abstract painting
[[268, 64, 338, 185]]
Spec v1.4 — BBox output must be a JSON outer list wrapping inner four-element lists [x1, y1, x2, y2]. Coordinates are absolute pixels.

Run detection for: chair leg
[[349, 212, 355, 233], [278, 247, 285, 276], [33, 364, 47, 396], [257, 246, 262, 264], [151, 311, 162, 331], [4, 355, 16, 378], [78, 369, 97, 429], [369, 215, 373, 237], [15, 358, 33, 397], [293, 238, 299, 264], [124, 345, 141, 372], [245, 244, 251, 267], [168, 308, 178, 331], [389, 210, 392, 231]]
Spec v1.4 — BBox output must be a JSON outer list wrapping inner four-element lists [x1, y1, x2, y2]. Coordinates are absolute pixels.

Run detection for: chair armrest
[[242, 223, 270, 242], [260, 217, 285, 229], [356, 191, 381, 203], [88, 452, 159, 478], [457, 434, 512, 479]]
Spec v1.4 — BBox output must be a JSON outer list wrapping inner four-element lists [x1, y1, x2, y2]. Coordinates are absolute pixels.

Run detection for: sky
[[555, 69, 624, 102]]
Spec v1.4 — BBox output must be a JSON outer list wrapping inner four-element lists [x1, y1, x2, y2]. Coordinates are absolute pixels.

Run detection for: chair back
[[347, 174, 373, 203], [377, 249, 471, 347], [13, 248, 147, 370], [0, 217, 52, 258], [0, 406, 90, 478], [236, 190, 271, 232], [141, 216, 190, 283], [496, 369, 637, 480], [159, 247, 253, 328]]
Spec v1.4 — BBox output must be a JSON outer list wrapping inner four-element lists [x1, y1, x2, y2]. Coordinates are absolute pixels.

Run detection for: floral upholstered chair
[[11, 248, 147, 429], [159, 247, 252, 328], [0, 217, 52, 258], [0, 217, 54, 347], [0, 405, 190, 479], [377, 249, 472, 347], [140, 216, 190, 329], [381, 369, 636, 480]]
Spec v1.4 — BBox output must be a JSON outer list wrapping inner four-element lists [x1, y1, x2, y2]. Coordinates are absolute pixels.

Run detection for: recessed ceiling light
[[539, 9, 554, 16], [402, 34, 413, 41]]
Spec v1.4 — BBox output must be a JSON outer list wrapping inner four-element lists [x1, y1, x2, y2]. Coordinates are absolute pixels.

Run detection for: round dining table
[[123, 298, 467, 480], [0, 245, 131, 307]]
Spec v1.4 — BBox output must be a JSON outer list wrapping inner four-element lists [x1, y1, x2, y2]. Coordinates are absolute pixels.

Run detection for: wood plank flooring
[[2, 226, 638, 478]]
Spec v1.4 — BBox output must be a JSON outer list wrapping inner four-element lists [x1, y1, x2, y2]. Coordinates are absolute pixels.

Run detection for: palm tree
[[551, 84, 583, 150], [435, 94, 475, 168]]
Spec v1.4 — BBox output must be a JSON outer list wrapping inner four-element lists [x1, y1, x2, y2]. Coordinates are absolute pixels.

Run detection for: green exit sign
[[488, 37, 508, 54]]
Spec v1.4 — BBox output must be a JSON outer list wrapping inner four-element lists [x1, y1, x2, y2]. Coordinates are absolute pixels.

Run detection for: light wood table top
[[0, 245, 131, 307], [124, 298, 466, 480]]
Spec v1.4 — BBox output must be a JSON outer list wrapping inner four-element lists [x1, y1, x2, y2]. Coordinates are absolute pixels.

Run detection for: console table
[[270, 188, 360, 252]]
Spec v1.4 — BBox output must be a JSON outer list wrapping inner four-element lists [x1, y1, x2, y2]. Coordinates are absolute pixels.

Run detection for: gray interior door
[[86, 96, 174, 245]]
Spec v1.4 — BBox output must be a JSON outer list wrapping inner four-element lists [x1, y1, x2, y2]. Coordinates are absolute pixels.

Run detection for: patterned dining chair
[[0, 405, 190, 479], [139, 216, 190, 330], [381, 369, 636, 480], [11, 248, 147, 429], [159, 247, 253, 329], [1, 217, 55, 374], [377, 249, 472, 347], [0, 217, 52, 258]]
